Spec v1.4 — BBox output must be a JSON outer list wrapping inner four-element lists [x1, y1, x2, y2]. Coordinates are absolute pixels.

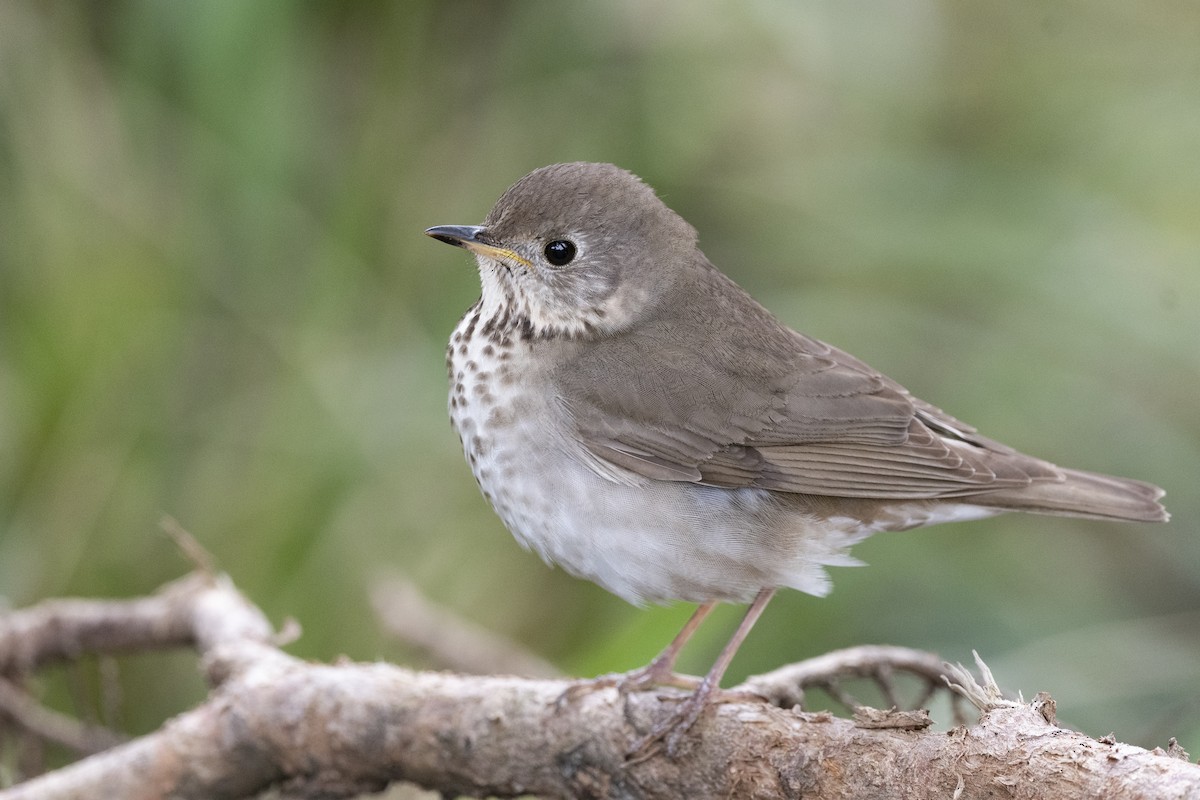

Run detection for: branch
[[739, 643, 977, 723], [370, 573, 560, 678], [0, 573, 272, 675], [0, 575, 1196, 800], [0, 677, 125, 755]]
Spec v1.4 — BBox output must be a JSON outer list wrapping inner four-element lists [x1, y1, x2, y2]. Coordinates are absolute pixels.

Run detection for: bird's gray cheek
[[581, 266, 622, 305], [540, 272, 586, 308]]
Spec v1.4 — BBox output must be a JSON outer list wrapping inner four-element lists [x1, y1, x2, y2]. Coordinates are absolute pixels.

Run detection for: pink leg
[[629, 587, 776, 758], [557, 601, 718, 708], [620, 601, 717, 692]]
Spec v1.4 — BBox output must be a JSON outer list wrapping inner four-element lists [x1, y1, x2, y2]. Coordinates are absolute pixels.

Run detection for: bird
[[424, 161, 1168, 754]]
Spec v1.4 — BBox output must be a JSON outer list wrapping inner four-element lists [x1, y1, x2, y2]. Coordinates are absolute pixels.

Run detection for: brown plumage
[[556, 255, 1165, 520], [426, 162, 1167, 755]]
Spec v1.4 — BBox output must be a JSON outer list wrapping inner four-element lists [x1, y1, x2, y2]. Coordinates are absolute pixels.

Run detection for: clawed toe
[[625, 689, 712, 761], [624, 685, 771, 761], [617, 667, 701, 696], [553, 673, 622, 710], [554, 667, 701, 712]]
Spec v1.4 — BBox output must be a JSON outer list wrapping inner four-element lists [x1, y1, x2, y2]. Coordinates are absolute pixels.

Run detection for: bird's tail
[[971, 467, 1168, 523]]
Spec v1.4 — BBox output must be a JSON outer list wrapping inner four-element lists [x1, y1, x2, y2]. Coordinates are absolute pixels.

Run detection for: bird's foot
[[625, 681, 716, 762], [554, 673, 621, 710], [617, 661, 702, 695], [625, 682, 766, 762], [554, 664, 700, 711]]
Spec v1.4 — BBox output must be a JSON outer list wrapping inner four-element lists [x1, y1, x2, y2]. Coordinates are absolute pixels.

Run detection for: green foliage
[[1, 0, 1197, 754]]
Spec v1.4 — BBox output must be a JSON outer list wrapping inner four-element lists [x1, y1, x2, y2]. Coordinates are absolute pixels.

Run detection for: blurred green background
[[1, 0, 1197, 761]]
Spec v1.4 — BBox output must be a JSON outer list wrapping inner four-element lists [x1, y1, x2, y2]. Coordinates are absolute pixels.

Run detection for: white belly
[[447, 313, 995, 605], [449, 328, 882, 604]]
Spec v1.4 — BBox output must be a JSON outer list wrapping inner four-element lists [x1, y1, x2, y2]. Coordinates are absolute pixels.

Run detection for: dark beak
[[423, 225, 532, 268], [424, 225, 487, 249]]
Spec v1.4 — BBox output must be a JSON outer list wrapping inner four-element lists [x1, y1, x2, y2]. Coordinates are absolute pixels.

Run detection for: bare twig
[[371, 573, 560, 678], [159, 515, 217, 576], [737, 643, 974, 720], [0, 573, 269, 675], [0, 677, 125, 755]]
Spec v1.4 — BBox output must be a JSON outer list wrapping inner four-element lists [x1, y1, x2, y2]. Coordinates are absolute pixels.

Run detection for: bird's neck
[[476, 264, 608, 343]]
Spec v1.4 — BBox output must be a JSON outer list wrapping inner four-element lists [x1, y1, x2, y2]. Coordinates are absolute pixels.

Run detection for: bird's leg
[[618, 601, 717, 693], [556, 601, 717, 709], [628, 588, 776, 759]]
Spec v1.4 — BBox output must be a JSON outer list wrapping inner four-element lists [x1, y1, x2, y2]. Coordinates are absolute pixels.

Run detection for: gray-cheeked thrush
[[425, 162, 1167, 753]]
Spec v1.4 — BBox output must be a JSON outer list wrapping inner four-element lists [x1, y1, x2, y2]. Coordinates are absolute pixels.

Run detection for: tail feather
[[971, 466, 1168, 523]]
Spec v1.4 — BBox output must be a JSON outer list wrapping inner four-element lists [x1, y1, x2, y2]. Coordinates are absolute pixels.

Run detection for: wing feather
[[553, 258, 1062, 502]]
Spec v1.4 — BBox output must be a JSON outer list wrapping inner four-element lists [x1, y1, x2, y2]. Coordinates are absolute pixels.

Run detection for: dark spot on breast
[[458, 344, 468, 356], [482, 307, 509, 338], [470, 435, 488, 457], [518, 316, 535, 341], [482, 344, 495, 357], [465, 360, 477, 372]]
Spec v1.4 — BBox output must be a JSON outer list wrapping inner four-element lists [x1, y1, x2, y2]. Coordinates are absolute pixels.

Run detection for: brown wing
[[554, 263, 1058, 500]]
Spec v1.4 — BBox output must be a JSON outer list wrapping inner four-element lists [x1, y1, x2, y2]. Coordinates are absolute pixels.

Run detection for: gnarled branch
[[0, 574, 1196, 800]]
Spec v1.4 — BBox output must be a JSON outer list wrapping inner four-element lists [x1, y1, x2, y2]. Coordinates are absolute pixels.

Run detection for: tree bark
[[0, 574, 1196, 800]]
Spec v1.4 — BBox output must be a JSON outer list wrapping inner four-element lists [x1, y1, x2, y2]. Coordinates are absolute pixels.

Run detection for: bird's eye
[[543, 240, 577, 266]]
